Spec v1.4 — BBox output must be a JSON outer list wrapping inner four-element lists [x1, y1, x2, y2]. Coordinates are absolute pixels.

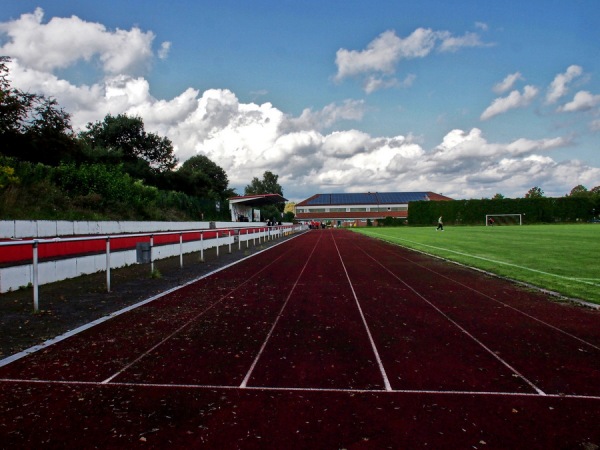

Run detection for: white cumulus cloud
[[546, 65, 583, 104], [558, 90, 600, 112], [0, 8, 164, 75], [334, 27, 488, 92], [493, 72, 523, 94], [1, 9, 597, 201], [480, 85, 539, 120]]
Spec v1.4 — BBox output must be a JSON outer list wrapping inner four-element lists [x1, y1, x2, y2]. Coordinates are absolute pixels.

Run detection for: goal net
[[485, 213, 522, 226]]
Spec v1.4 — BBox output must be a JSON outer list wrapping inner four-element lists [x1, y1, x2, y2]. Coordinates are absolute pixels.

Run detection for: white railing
[[0, 224, 306, 310]]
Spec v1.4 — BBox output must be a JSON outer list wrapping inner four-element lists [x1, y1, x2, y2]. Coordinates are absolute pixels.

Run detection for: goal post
[[485, 213, 523, 226]]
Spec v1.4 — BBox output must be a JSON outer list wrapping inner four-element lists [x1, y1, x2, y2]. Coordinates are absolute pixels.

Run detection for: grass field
[[355, 224, 600, 305]]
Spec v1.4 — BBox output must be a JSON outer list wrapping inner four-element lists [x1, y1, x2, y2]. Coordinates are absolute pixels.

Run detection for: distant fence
[[0, 222, 306, 310]]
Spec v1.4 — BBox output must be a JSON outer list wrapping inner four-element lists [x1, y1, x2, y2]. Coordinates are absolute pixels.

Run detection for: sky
[[1, 0, 599, 202]]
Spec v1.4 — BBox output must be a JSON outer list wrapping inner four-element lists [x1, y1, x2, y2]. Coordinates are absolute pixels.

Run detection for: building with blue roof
[[295, 192, 452, 227]]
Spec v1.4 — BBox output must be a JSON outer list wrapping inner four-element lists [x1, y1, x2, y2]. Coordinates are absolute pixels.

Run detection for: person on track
[[436, 216, 444, 231]]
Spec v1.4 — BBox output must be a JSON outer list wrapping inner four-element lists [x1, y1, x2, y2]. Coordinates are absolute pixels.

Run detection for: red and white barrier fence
[[0, 223, 306, 310]]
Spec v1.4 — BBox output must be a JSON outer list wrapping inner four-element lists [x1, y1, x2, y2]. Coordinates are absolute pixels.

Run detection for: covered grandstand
[[295, 192, 452, 227]]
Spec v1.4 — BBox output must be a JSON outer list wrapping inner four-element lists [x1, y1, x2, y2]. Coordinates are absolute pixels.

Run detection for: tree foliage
[[525, 186, 545, 198], [79, 114, 177, 173], [177, 154, 231, 199], [244, 171, 285, 220], [0, 56, 34, 135], [245, 171, 283, 196], [0, 59, 236, 219], [1, 57, 78, 165]]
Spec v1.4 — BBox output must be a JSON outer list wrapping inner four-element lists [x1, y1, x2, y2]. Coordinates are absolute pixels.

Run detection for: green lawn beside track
[[354, 224, 600, 305]]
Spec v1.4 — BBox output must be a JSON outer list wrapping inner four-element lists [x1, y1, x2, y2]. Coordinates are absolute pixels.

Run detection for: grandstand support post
[[246, 229, 249, 249], [179, 233, 183, 268], [238, 229, 241, 251], [106, 237, 111, 293], [253, 229, 256, 246], [229, 230, 232, 254], [200, 232, 204, 262], [216, 232, 220, 257], [32, 240, 39, 312]]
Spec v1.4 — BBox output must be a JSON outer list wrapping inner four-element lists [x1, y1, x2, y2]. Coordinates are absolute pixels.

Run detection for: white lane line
[[367, 231, 600, 288], [0, 232, 309, 370], [101, 240, 300, 384], [332, 233, 392, 392], [373, 241, 600, 353], [239, 233, 322, 388], [3, 378, 600, 401], [358, 247, 547, 396]]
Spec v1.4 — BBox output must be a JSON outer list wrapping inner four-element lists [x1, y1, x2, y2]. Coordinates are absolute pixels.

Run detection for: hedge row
[[407, 197, 600, 226]]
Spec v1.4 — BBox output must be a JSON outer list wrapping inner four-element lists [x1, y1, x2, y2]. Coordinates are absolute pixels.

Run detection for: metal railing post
[[150, 234, 154, 273], [179, 232, 183, 268], [106, 237, 111, 292], [200, 232, 204, 262], [32, 240, 39, 312], [229, 230, 232, 254]]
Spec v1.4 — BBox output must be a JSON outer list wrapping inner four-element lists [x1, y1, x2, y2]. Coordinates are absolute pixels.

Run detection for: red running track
[[0, 229, 599, 449]]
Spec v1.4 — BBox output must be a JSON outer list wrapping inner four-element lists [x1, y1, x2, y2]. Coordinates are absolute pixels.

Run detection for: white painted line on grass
[[367, 231, 600, 288], [332, 233, 392, 392]]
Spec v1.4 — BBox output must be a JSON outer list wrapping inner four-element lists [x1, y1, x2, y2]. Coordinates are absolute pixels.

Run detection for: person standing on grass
[[436, 216, 444, 231]]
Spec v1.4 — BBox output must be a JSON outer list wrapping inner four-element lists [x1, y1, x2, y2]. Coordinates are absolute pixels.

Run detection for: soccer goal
[[485, 213, 523, 226]]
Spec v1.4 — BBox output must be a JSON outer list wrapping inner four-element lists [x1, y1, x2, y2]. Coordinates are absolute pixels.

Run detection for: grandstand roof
[[297, 192, 451, 206], [229, 193, 287, 207]]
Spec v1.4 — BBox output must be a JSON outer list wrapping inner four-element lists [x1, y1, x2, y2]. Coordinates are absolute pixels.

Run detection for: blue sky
[[2, 1, 599, 201]]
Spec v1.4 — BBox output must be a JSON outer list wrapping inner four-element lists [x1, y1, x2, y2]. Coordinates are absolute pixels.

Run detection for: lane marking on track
[[371, 240, 600, 353], [366, 231, 600, 288], [356, 245, 547, 396], [239, 232, 323, 388], [101, 236, 307, 384], [0, 232, 310, 370], [3, 378, 600, 401], [332, 232, 392, 392]]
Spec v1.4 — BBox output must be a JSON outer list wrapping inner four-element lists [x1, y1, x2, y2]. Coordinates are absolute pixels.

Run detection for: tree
[[525, 186, 544, 198], [79, 114, 177, 173], [26, 97, 80, 165], [0, 57, 34, 135], [245, 171, 284, 220], [491, 193, 504, 200], [1, 57, 78, 165], [244, 171, 283, 196], [177, 154, 231, 199], [568, 185, 589, 197], [283, 202, 296, 222]]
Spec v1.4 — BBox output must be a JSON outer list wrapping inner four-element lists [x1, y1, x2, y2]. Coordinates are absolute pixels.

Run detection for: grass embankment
[[355, 224, 600, 305]]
